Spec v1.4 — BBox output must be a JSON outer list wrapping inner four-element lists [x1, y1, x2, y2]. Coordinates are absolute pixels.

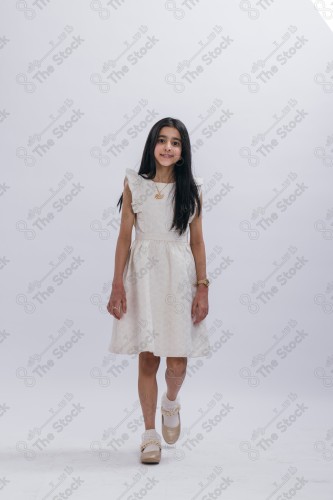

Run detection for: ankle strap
[[141, 439, 162, 452], [161, 404, 181, 416]]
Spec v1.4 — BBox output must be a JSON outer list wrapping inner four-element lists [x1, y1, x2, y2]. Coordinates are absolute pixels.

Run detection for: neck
[[154, 166, 175, 183]]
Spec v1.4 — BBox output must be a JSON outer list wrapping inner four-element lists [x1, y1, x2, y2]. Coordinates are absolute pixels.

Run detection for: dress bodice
[[124, 168, 203, 242]]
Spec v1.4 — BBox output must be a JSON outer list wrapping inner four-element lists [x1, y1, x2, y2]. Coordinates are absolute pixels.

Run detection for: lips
[[161, 154, 173, 158]]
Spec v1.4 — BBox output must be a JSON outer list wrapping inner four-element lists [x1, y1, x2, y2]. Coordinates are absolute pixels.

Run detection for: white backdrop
[[1, 0, 333, 498]]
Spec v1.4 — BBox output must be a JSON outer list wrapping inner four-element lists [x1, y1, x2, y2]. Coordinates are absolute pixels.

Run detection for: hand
[[191, 286, 209, 324], [107, 282, 127, 320]]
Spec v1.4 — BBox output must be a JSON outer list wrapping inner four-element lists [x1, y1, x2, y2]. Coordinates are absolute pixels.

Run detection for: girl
[[106, 117, 211, 464]]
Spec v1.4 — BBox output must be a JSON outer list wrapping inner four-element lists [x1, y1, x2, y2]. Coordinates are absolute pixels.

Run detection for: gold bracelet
[[196, 278, 210, 287]]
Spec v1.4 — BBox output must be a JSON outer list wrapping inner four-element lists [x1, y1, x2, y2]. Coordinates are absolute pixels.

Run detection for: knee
[[166, 357, 187, 378], [139, 351, 160, 375]]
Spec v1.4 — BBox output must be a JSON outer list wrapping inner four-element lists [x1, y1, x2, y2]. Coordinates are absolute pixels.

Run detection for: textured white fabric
[[108, 168, 211, 357]]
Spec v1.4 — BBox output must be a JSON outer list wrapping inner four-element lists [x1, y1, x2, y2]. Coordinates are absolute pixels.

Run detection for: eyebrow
[[158, 135, 182, 141]]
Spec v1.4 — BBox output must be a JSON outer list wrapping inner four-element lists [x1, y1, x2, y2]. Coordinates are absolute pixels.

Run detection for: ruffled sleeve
[[125, 168, 143, 213], [189, 176, 203, 224]]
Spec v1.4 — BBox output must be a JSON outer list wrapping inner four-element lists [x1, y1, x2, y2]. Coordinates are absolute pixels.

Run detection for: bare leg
[[138, 351, 161, 430], [165, 357, 187, 401]]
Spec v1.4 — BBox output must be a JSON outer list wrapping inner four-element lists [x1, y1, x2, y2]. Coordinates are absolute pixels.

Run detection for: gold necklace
[[154, 182, 169, 199]]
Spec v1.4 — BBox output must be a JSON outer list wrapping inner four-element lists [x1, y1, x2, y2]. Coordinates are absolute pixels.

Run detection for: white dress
[[108, 168, 211, 358]]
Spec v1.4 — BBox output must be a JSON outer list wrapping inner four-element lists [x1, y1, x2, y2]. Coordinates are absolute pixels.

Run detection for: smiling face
[[154, 126, 182, 169]]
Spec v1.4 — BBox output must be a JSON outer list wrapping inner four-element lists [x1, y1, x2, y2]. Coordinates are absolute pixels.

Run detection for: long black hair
[[117, 117, 201, 236]]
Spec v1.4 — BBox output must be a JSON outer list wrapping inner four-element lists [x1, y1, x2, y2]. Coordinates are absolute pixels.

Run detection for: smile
[[161, 154, 173, 158]]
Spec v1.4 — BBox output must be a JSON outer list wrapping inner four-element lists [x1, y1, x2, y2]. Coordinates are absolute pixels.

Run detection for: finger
[[193, 316, 200, 325], [194, 313, 204, 324], [112, 304, 121, 319], [193, 308, 205, 324]]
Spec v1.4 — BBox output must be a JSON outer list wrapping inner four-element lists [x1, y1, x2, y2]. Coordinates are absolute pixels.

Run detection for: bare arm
[[189, 191, 208, 286], [112, 178, 135, 285], [107, 177, 135, 319], [189, 191, 209, 323]]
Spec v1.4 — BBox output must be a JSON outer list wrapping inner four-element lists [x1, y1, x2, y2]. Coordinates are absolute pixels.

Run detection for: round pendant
[[155, 193, 164, 199]]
